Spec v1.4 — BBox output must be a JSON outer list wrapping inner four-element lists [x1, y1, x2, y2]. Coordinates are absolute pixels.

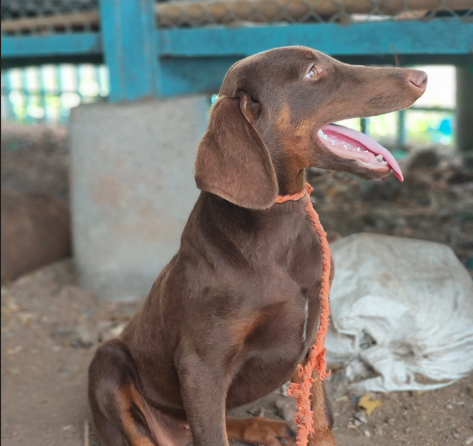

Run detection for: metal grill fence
[[156, 0, 473, 29], [1, 0, 472, 35], [1, 0, 99, 34]]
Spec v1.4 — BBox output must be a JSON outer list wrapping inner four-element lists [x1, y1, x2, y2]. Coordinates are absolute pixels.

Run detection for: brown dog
[[88, 46, 427, 446]]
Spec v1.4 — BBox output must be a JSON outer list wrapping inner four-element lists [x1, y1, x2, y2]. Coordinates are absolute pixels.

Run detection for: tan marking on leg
[[117, 385, 156, 446], [121, 383, 192, 446], [291, 368, 337, 446], [308, 378, 336, 446]]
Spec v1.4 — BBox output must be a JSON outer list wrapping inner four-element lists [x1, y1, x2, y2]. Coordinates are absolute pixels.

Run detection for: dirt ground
[[1, 123, 473, 446], [2, 261, 473, 446]]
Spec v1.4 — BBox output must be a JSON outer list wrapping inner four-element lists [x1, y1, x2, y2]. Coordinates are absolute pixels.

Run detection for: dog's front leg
[[177, 350, 231, 446]]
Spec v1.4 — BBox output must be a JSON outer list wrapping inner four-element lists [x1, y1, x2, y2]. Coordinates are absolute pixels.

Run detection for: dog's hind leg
[[88, 339, 192, 446], [88, 339, 157, 446]]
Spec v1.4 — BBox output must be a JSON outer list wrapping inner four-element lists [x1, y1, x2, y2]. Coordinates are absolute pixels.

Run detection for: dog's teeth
[[364, 150, 369, 153], [343, 144, 348, 149], [375, 155, 384, 162], [318, 129, 324, 137], [382, 160, 388, 165], [356, 147, 361, 152]]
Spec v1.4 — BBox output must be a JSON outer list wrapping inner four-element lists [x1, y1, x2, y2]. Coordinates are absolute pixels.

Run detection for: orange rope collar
[[275, 183, 332, 446]]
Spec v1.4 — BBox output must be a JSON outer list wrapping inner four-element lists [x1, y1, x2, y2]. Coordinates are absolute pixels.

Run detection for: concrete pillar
[[70, 96, 209, 301], [456, 67, 473, 161]]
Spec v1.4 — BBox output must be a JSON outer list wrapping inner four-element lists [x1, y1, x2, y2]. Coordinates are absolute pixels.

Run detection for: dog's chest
[[226, 248, 323, 407], [226, 283, 321, 408], [250, 273, 321, 351]]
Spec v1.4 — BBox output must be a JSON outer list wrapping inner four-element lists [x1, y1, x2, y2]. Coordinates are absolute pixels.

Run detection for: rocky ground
[[1, 123, 473, 446]]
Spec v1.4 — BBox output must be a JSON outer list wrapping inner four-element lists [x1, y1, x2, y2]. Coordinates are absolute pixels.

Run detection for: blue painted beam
[[100, 0, 160, 102], [2, 18, 471, 63], [159, 18, 473, 57], [1, 33, 101, 58], [160, 57, 239, 97], [2, 18, 471, 62]]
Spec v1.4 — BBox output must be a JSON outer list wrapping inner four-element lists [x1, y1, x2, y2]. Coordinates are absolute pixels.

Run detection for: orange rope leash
[[275, 183, 332, 446]]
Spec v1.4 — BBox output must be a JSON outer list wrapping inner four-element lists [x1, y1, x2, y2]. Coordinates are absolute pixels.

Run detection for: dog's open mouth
[[317, 124, 404, 181]]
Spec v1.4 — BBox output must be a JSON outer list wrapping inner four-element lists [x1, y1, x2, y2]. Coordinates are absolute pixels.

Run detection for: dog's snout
[[409, 70, 428, 90]]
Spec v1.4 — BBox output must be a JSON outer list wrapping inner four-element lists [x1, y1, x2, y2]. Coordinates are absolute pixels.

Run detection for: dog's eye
[[306, 66, 318, 79]]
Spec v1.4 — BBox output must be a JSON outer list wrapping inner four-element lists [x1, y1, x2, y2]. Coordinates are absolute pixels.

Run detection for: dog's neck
[[192, 190, 309, 262], [276, 168, 306, 196]]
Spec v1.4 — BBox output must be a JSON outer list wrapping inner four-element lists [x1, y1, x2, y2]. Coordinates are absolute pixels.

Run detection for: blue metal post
[[36, 66, 47, 122], [99, 0, 160, 102], [361, 118, 370, 136], [55, 65, 66, 123], [21, 68, 34, 123], [456, 67, 473, 156], [2, 71, 14, 120], [397, 109, 407, 149]]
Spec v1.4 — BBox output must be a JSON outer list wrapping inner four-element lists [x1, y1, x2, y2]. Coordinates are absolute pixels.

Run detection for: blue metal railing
[[1, 0, 472, 102]]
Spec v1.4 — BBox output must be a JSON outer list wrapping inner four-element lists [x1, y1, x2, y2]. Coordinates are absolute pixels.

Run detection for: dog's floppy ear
[[195, 93, 278, 209]]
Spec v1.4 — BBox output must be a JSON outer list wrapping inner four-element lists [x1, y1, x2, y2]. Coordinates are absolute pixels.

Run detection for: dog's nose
[[409, 70, 428, 90]]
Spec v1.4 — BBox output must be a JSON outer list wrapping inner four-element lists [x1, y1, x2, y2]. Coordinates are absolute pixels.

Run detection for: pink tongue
[[322, 124, 404, 182]]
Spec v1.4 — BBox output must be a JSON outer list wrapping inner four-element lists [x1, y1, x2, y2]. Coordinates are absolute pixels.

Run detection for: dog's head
[[195, 46, 427, 209]]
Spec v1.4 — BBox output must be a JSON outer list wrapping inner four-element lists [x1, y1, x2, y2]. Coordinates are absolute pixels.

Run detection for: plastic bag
[[326, 233, 473, 392]]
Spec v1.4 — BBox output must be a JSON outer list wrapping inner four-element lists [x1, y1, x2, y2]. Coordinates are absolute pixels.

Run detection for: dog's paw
[[271, 420, 296, 446], [244, 417, 296, 446]]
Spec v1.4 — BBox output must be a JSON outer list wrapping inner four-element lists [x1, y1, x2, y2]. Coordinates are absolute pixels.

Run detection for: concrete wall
[[70, 96, 209, 301]]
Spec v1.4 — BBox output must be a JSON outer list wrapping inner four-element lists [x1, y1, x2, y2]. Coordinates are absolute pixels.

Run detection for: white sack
[[326, 233, 473, 392]]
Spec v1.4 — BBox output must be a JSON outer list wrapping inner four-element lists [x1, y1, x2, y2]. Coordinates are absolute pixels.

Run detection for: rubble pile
[[308, 148, 473, 277]]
